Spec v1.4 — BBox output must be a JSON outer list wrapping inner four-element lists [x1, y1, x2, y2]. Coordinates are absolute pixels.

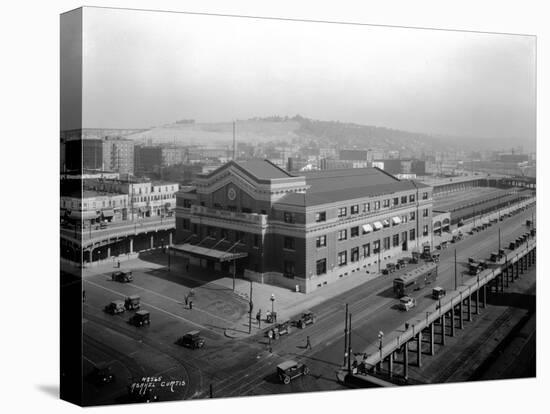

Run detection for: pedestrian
[[117, 260, 121, 268], [306, 335, 312, 350], [256, 310, 262, 328], [189, 300, 193, 310], [184, 295, 188, 307]]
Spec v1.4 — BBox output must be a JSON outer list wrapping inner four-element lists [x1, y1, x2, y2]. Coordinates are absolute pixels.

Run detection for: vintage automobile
[[509, 241, 516, 250], [86, 366, 115, 386], [469, 262, 482, 275], [104, 300, 125, 315], [112, 270, 133, 283], [124, 295, 141, 310], [296, 311, 315, 329], [129, 310, 150, 327], [176, 330, 205, 349], [277, 360, 309, 384], [432, 287, 446, 300], [398, 296, 416, 312], [490, 252, 500, 263], [397, 258, 408, 268]]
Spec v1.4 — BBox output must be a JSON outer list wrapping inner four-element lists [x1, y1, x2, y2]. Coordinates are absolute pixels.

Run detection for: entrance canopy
[[171, 243, 248, 263]]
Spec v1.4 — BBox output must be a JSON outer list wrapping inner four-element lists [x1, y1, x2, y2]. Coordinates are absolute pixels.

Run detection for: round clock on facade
[[227, 187, 237, 201]]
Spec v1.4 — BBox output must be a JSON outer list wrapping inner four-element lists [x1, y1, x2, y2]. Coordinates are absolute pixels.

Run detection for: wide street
[[81, 201, 535, 403]]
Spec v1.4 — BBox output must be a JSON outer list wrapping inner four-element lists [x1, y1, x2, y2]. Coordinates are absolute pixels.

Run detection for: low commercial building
[[61, 190, 129, 224], [174, 160, 433, 293]]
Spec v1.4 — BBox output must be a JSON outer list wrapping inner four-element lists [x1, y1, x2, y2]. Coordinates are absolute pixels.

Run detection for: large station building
[[173, 160, 433, 293]]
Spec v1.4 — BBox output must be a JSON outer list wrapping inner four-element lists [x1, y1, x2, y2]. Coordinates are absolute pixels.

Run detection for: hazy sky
[[82, 7, 535, 141]]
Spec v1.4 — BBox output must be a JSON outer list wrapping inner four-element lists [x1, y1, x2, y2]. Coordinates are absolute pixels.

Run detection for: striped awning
[[392, 216, 402, 225], [373, 221, 383, 230], [362, 224, 373, 233]]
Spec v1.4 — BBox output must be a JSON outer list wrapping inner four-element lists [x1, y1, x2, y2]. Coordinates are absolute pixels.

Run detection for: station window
[[423, 208, 429, 217], [363, 243, 371, 257], [422, 192, 429, 200], [284, 261, 295, 278], [374, 201, 380, 210], [409, 229, 416, 241], [350, 226, 359, 238], [338, 251, 347, 267], [363, 203, 370, 213], [393, 197, 399, 206], [316, 235, 327, 248], [351, 205, 359, 214], [383, 199, 390, 208], [393, 234, 400, 247], [315, 211, 326, 222], [284, 212, 294, 223], [401, 196, 407, 204], [338, 207, 347, 218], [410, 211, 416, 220], [383, 237, 391, 250], [409, 194, 416, 202], [373, 240, 380, 254], [338, 229, 348, 241], [423, 225, 429, 236], [351, 247, 360, 262], [316, 259, 327, 276], [284, 237, 295, 250]]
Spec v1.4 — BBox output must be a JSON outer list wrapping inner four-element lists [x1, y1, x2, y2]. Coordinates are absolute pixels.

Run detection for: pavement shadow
[[486, 291, 535, 311], [376, 286, 396, 299], [35, 384, 59, 399]]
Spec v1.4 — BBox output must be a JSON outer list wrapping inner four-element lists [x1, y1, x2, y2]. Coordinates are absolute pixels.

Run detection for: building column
[[416, 332, 422, 367], [440, 315, 446, 345], [467, 296, 472, 321], [169, 232, 173, 246], [482, 285, 487, 308], [107, 247, 111, 259], [403, 343, 409, 379], [129, 237, 134, 254], [388, 353, 393, 377], [450, 309, 455, 337], [150, 234, 154, 249], [458, 301, 463, 329], [475, 289, 479, 314], [429, 323, 435, 356]]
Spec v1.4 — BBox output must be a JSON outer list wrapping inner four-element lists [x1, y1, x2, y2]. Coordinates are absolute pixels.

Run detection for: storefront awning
[[68, 210, 99, 220], [382, 219, 390, 227], [101, 209, 115, 218], [373, 221, 383, 230], [362, 224, 373, 234], [171, 243, 248, 263], [392, 216, 402, 225]]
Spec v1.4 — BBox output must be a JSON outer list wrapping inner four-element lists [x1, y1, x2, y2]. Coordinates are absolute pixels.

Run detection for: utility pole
[[248, 280, 253, 334], [347, 313, 352, 374], [343, 304, 348, 366], [498, 228, 501, 252]]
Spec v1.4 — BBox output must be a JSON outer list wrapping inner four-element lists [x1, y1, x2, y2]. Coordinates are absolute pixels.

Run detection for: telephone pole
[[454, 249, 457, 290], [347, 313, 352, 374], [248, 280, 253, 334], [343, 304, 348, 366]]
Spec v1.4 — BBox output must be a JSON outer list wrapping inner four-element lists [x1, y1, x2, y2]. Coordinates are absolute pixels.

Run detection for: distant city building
[[61, 190, 129, 224], [84, 178, 179, 219], [174, 159, 433, 293], [102, 137, 135, 175], [339, 149, 369, 162], [373, 159, 426, 176]]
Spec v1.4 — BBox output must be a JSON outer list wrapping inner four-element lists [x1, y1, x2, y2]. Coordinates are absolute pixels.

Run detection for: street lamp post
[[270, 294, 275, 315]]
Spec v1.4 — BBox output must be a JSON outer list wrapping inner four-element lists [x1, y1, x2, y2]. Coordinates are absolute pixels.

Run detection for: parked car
[[176, 330, 205, 349], [124, 295, 141, 310], [276, 360, 309, 384], [296, 311, 315, 329], [432, 287, 446, 300], [129, 310, 150, 327], [398, 296, 416, 311], [104, 300, 125, 315], [112, 270, 133, 283], [469, 263, 482, 275], [86, 366, 115, 386]]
